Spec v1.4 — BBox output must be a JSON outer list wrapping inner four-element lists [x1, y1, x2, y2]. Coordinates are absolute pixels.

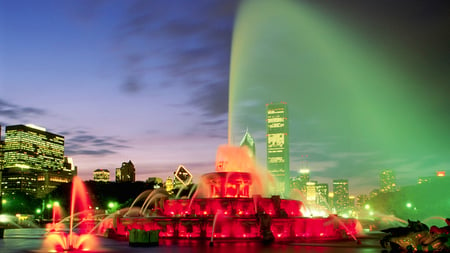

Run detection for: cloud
[[110, 0, 238, 119], [64, 130, 129, 156], [121, 76, 143, 93], [291, 142, 332, 157], [307, 160, 339, 172], [0, 99, 47, 121], [136, 160, 215, 181], [190, 81, 229, 117], [68, 149, 116, 156]]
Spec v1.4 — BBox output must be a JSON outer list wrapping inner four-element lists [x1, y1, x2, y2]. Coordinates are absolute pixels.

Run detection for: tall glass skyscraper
[[2, 124, 75, 198], [266, 102, 289, 197]]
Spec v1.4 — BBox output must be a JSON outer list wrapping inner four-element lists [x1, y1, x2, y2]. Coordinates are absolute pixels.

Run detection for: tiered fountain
[[100, 145, 362, 243]]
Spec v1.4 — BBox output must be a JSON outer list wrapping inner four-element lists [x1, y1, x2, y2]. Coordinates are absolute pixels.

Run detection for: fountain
[[41, 176, 100, 252], [101, 145, 362, 244], [380, 219, 450, 252]]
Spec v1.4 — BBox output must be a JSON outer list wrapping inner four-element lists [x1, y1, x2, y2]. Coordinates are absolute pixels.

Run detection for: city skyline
[[1, 0, 449, 195]]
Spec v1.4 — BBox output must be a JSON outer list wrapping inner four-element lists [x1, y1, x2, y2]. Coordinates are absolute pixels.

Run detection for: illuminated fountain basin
[[103, 146, 362, 242], [41, 176, 100, 252]]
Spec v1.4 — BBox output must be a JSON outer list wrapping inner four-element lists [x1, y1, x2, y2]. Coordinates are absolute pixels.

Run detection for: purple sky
[[1, 0, 449, 195]]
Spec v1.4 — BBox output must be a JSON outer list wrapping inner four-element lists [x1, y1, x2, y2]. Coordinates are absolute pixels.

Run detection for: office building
[[116, 160, 135, 182], [380, 169, 397, 193], [239, 129, 256, 159], [355, 194, 369, 211], [306, 180, 317, 203], [333, 179, 349, 214], [0, 125, 4, 169], [0, 125, 3, 167], [298, 169, 310, 194], [93, 169, 110, 182], [1, 124, 75, 198], [316, 183, 329, 208], [266, 102, 289, 197]]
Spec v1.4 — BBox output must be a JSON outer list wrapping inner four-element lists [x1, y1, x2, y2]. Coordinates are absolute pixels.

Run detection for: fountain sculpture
[[100, 145, 362, 243], [380, 219, 450, 252]]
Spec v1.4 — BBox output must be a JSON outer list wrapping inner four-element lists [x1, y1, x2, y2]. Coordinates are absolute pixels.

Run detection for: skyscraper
[[0, 125, 3, 166], [333, 179, 349, 214], [266, 102, 289, 197], [316, 183, 329, 208], [306, 180, 317, 203], [380, 169, 397, 192], [239, 129, 256, 159], [0, 125, 4, 168], [0, 125, 3, 213], [298, 169, 310, 194], [2, 124, 75, 198]]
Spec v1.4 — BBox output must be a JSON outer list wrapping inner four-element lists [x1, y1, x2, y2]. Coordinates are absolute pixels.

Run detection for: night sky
[[1, 0, 449, 195]]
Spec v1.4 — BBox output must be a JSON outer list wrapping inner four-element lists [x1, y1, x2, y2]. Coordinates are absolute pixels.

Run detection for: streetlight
[[107, 201, 118, 214]]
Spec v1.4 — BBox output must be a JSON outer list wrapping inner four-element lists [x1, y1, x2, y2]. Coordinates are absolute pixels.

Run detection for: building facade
[[1, 124, 75, 198], [333, 179, 349, 214], [380, 169, 397, 193], [298, 169, 310, 194], [115, 160, 135, 182], [266, 102, 290, 197], [239, 129, 256, 159], [316, 183, 329, 208], [93, 169, 110, 182]]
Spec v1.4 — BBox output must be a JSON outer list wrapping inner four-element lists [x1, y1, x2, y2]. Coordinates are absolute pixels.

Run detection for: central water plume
[[42, 176, 99, 252], [228, 0, 445, 189]]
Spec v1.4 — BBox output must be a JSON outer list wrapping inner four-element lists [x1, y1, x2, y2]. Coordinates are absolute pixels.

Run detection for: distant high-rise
[[0, 125, 3, 213], [2, 124, 75, 198], [93, 169, 110, 182], [316, 183, 329, 207], [298, 169, 310, 194], [306, 180, 317, 203], [266, 102, 289, 197], [380, 169, 397, 193], [239, 129, 256, 159], [333, 179, 349, 214], [355, 194, 369, 211], [0, 125, 4, 169], [116, 160, 135, 182]]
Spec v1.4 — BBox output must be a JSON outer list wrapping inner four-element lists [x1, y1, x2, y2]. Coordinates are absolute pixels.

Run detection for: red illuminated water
[[100, 145, 362, 243], [42, 176, 99, 252]]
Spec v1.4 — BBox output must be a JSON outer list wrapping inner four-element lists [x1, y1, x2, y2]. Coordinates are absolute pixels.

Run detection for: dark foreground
[[0, 228, 385, 253]]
